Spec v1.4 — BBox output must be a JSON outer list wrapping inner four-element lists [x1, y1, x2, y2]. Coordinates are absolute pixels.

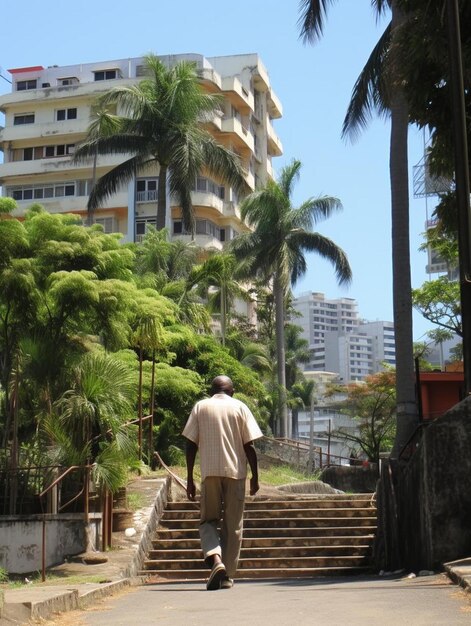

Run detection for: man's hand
[[186, 477, 196, 501], [249, 476, 259, 496]]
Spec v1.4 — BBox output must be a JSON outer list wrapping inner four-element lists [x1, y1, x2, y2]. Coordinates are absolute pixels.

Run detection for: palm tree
[[231, 159, 352, 438], [48, 353, 138, 494], [74, 54, 246, 234], [186, 252, 250, 345], [298, 0, 418, 456]]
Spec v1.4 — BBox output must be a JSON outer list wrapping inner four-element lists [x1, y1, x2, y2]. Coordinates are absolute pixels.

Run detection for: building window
[[16, 80, 37, 91], [14, 114, 35, 125], [56, 108, 77, 121], [94, 217, 117, 234], [94, 69, 120, 81], [58, 77, 79, 86], [8, 182, 77, 201], [193, 176, 225, 199], [135, 219, 157, 242], [136, 179, 158, 202], [43, 144, 75, 158]]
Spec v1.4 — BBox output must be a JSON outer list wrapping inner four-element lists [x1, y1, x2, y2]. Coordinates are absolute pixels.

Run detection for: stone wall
[[124, 476, 169, 578], [375, 396, 471, 571], [320, 465, 379, 493]]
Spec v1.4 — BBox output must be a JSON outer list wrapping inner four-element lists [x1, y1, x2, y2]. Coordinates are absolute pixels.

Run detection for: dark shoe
[[221, 577, 234, 589], [206, 562, 226, 590]]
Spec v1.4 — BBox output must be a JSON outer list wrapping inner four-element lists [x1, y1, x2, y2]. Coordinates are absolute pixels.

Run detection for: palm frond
[[342, 22, 392, 142], [88, 154, 153, 210], [298, 0, 338, 44]]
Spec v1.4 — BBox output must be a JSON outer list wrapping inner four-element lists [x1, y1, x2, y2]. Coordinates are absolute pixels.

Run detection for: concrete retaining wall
[[376, 396, 471, 571], [0, 513, 101, 575], [320, 465, 379, 493]]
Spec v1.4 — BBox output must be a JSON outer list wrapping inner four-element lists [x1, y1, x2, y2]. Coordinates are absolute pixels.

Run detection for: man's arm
[[243, 441, 259, 496], [185, 440, 198, 501]]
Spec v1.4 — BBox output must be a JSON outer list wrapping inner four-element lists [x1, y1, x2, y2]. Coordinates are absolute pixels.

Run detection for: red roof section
[[7, 66, 44, 74]]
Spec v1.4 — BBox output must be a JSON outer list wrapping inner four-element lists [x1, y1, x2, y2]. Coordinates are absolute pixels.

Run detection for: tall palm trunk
[[274, 272, 288, 438], [390, 1, 418, 456], [157, 165, 168, 231], [220, 285, 227, 346]]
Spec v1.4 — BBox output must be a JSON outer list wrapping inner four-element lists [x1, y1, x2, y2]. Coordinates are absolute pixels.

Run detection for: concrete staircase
[[142, 493, 377, 581]]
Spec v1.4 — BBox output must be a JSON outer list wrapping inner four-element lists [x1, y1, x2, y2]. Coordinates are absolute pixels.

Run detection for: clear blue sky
[[0, 0, 435, 340]]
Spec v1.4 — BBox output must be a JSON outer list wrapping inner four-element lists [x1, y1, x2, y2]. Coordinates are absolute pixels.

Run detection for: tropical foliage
[[327, 370, 397, 464], [0, 201, 271, 502]]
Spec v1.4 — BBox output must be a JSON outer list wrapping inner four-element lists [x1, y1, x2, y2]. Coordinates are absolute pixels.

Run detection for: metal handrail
[[153, 451, 192, 493], [39, 463, 95, 582]]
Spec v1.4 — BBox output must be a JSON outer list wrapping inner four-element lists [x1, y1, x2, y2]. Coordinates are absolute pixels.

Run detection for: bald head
[[211, 375, 234, 397]]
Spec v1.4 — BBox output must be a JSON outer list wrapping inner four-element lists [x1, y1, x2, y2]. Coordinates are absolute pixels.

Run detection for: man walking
[[183, 375, 263, 590]]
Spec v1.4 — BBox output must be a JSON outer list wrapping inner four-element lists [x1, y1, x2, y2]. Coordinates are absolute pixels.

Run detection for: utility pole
[[446, 0, 471, 394]]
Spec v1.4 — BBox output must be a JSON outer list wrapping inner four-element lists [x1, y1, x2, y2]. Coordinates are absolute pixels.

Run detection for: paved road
[[56, 574, 471, 626]]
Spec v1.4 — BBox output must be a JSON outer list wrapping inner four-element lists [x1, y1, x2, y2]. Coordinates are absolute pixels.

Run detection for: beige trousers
[[199, 476, 246, 578]]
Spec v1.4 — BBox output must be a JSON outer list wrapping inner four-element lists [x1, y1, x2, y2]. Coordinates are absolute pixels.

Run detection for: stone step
[[155, 525, 377, 539], [152, 535, 372, 550], [144, 554, 369, 572], [159, 515, 377, 530], [142, 565, 371, 581], [161, 506, 376, 521], [148, 544, 371, 560], [165, 497, 375, 511]]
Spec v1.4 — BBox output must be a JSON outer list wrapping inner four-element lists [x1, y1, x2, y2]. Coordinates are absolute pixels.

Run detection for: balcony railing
[[136, 190, 158, 203]]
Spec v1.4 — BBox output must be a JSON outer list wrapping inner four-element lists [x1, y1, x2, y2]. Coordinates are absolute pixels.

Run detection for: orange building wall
[[419, 372, 465, 421]]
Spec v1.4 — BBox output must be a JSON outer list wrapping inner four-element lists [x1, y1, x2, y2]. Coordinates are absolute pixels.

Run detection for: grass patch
[[166, 462, 320, 487], [259, 464, 321, 485], [126, 491, 146, 511]]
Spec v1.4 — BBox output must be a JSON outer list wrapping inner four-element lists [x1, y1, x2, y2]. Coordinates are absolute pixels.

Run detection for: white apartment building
[[0, 53, 282, 251], [293, 292, 396, 382]]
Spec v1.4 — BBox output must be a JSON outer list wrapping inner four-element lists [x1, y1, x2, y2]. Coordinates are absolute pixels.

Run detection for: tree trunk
[[274, 273, 288, 438], [156, 165, 168, 231], [390, 2, 419, 457], [220, 285, 226, 346]]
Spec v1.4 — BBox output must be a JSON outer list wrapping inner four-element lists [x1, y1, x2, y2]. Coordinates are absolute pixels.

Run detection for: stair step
[[160, 516, 376, 530], [155, 526, 376, 539], [161, 507, 376, 521], [165, 498, 375, 511], [148, 545, 370, 560], [152, 535, 373, 550], [141, 565, 372, 580], [144, 555, 369, 571]]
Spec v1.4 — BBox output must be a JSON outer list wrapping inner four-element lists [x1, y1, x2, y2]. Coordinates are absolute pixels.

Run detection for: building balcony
[[221, 117, 254, 152], [173, 233, 223, 251], [0, 153, 124, 180], [191, 190, 224, 213], [136, 189, 158, 203], [222, 201, 241, 219], [0, 77, 136, 109], [221, 76, 254, 113], [267, 122, 283, 156], [0, 119, 89, 143], [267, 89, 283, 119]]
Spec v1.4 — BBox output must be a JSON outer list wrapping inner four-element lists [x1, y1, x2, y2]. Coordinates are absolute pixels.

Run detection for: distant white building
[[292, 292, 396, 383], [294, 371, 359, 463]]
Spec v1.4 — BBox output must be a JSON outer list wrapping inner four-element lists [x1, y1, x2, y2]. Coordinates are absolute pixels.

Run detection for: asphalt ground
[[39, 574, 471, 626]]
